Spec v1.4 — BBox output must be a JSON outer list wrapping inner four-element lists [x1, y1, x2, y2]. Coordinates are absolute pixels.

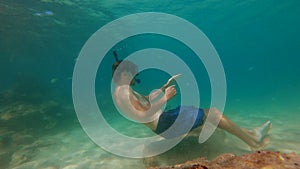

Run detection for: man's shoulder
[[115, 85, 130, 92], [114, 85, 131, 98]]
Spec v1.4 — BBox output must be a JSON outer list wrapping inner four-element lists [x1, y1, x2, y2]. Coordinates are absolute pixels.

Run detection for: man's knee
[[206, 107, 223, 124]]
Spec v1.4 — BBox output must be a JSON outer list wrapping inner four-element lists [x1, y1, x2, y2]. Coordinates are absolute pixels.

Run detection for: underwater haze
[[0, 0, 300, 168]]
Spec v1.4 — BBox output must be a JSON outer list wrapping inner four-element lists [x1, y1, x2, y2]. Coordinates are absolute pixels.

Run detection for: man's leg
[[203, 108, 271, 149]]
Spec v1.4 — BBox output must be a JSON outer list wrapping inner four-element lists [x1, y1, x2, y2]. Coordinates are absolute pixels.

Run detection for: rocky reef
[[148, 151, 300, 169]]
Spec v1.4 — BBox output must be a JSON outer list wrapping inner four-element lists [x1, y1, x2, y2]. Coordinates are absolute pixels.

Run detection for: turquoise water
[[1, 0, 300, 168]]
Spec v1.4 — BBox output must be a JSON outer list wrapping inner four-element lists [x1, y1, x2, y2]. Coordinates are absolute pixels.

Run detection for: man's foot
[[246, 121, 272, 149], [251, 135, 270, 151], [253, 120, 272, 142]]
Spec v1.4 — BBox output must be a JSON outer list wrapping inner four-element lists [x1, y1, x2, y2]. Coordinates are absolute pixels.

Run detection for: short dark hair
[[112, 60, 138, 83]]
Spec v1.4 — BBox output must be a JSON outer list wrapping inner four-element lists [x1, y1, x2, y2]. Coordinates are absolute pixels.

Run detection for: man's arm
[[116, 85, 176, 123], [146, 74, 181, 101], [136, 85, 176, 122], [146, 88, 164, 102]]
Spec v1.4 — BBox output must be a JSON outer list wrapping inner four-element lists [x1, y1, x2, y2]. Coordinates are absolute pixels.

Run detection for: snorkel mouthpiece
[[135, 78, 141, 83]]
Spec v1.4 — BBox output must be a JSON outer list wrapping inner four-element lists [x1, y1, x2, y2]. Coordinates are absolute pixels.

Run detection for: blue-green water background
[[1, 0, 300, 168], [1, 0, 299, 104]]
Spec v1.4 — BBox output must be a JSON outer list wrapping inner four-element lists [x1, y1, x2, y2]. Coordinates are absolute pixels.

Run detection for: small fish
[[248, 66, 255, 71], [33, 10, 54, 16], [50, 78, 58, 84], [44, 10, 54, 16], [33, 12, 43, 16]]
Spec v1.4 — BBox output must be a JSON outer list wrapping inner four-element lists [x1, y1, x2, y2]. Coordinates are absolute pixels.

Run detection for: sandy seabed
[[0, 99, 299, 169]]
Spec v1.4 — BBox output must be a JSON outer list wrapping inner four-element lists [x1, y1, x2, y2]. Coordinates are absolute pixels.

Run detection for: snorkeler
[[112, 52, 272, 149]]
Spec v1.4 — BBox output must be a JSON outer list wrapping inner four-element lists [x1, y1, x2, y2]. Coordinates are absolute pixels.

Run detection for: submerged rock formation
[[148, 151, 300, 169]]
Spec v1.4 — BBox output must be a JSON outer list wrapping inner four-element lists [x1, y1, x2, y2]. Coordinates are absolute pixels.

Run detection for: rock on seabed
[[148, 151, 300, 169]]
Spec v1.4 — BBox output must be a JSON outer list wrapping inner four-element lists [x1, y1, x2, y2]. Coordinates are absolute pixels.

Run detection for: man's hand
[[161, 74, 181, 91], [164, 85, 177, 101]]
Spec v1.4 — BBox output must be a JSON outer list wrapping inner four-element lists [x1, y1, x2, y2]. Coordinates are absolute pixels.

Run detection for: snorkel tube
[[112, 51, 141, 84], [113, 51, 121, 62]]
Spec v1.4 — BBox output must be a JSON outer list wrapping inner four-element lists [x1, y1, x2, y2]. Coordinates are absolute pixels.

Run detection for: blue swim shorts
[[154, 106, 205, 138]]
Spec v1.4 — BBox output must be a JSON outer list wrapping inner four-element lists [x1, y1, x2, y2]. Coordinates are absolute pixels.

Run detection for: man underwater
[[112, 54, 271, 149]]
